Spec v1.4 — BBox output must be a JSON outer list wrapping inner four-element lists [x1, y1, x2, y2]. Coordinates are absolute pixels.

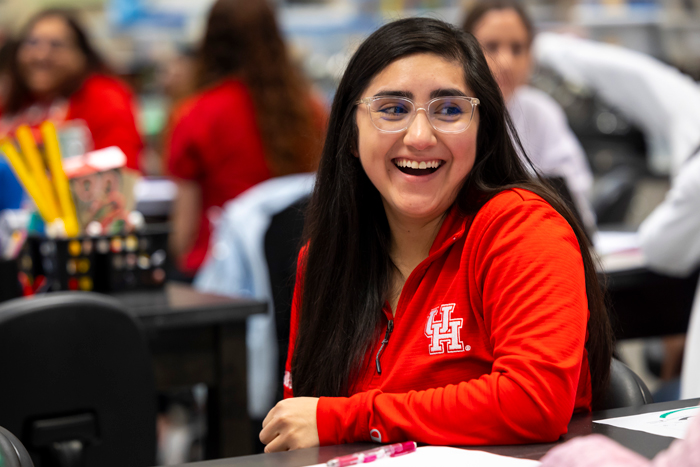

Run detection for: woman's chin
[[384, 197, 451, 224], [27, 79, 59, 97]]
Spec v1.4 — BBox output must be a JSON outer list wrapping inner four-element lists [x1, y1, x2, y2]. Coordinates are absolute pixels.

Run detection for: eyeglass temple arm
[[357, 97, 480, 105]]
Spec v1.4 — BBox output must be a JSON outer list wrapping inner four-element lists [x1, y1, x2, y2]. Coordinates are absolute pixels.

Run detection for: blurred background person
[[166, 0, 326, 279], [159, 47, 196, 107], [463, 0, 596, 233], [639, 148, 700, 401], [151, 45, 197, 175], [0, 9, 143, 172], [533, 29, 700, 398]]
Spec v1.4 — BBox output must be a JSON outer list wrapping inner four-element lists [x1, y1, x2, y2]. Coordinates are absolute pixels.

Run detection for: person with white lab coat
[[639, 150, 700, 399]]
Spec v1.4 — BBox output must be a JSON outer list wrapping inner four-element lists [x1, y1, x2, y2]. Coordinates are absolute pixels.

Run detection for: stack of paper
[[310, 446, 540, 467], [595, 406, 699, 439]]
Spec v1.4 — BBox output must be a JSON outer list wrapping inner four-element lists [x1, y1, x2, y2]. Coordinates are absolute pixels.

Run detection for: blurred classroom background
[[2, 0, 699, 205], [1, 0, 700, 464]]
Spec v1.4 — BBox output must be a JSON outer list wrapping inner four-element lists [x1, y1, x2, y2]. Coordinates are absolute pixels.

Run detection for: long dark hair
[[2, 9, 108, 114], [196, 0, 323, 176], [292, 17, 613, 408], [462, 0, 535, 45]]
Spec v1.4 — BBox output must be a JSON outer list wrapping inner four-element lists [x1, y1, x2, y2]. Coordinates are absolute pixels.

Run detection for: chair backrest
[[0, 426, 35, 467], [591, 166, 638, 225], [596, 357, 653, 411], [264, 196, 309, 402], [0, 292, 156, 467]]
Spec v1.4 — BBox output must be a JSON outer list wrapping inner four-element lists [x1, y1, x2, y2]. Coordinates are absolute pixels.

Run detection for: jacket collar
[[428, 204, 473, 257]]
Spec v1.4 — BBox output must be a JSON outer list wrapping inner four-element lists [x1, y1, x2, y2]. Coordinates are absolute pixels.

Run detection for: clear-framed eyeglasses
[[356, 95, 480, 134]]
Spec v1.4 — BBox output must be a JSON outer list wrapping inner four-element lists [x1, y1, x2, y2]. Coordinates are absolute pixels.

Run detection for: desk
[[603, 266, 699, 340], [595, 235, 699, 339], [112, 282, 267, 459], [176, 398, 698, 467]]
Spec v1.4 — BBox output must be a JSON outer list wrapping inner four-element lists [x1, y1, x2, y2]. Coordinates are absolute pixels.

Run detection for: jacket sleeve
[[639, 154, 700, 277], [315, 197, 589, 446]]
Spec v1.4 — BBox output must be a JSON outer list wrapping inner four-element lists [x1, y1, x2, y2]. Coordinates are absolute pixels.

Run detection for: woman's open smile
[[392, 158, 444, 175]]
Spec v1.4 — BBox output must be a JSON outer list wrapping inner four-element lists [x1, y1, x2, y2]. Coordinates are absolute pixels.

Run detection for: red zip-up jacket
[[284, 188, 592, 446]]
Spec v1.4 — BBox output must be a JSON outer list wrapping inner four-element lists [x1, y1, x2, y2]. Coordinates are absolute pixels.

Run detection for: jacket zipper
[[375, 319, 394, 375]]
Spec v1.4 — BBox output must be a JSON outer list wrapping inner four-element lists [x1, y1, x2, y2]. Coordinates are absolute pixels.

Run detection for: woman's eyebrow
[[430, 88, 468, 98], [372, 90, 413, 99]]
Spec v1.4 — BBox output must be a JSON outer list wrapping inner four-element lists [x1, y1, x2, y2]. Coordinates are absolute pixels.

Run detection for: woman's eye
[[378, 105, 409, 115], [434, 105, 464, 118], [375, 102, 411, 120]]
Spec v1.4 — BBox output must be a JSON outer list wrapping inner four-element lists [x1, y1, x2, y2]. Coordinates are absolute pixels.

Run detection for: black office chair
[[591, 166, 638, 225], [0, 426, 35, 467], [264, 196, 310, 403], [596, 358, 653, 411], [0, 293, 156, 467]]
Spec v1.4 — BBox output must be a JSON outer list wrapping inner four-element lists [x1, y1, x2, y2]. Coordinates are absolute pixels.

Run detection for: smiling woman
[[0, 9, 143, 171], [259, 17, 613, 452]]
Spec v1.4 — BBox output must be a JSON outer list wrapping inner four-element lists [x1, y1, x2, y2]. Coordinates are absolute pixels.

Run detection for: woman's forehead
[[362, 53, 471, 97], [472, 9, 530, 43], [29, 16, 73, 39]]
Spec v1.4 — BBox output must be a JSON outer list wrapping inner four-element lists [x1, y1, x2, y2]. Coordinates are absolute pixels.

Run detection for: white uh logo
[[424, 303, 466, 355]]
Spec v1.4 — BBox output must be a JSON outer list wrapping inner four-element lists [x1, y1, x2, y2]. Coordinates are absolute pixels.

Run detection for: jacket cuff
[[317, 395, 369, 445]]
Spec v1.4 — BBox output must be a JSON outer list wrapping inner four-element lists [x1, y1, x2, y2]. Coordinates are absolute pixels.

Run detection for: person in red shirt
[[166, 0, 326, 277], [259, 18, 613, 451], [0, 9, 143, 172]]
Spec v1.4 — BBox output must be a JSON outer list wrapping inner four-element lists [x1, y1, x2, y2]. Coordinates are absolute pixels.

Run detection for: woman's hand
[[259, 397, 320, 452]]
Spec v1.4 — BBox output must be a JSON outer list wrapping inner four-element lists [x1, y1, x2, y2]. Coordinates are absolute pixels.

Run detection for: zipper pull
[[375, 319, 394, 375]]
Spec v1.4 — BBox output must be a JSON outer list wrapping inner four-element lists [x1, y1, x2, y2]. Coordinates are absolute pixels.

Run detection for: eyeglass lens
[[368, 97, 475, 133], [22, 37, 74, 52]]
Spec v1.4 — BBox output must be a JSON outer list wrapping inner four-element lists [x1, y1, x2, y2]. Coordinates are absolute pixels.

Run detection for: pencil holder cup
[[18, 227, 169, 293]]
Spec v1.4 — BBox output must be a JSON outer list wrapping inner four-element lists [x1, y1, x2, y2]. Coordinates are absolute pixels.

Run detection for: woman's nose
[[403, 110, 437, 151], [29, 41, 52, 61], [496, 50, 515, 75]]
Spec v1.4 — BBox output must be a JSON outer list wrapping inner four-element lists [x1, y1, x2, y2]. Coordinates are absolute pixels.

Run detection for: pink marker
[[326, 441, 417, 467]]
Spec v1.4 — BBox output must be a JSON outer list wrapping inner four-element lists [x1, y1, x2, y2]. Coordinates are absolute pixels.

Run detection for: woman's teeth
[[393, 159, 442, 169]]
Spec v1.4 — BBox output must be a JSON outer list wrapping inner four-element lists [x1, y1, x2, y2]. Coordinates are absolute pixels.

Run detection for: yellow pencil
[[0, 139, 54, 223], [41, 121, 80, 237], [16, 125, 61, 221]]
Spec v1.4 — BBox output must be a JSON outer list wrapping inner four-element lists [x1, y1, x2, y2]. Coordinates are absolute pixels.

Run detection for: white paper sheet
[[592, 231, 646, 273], [594, 406, 699, 439], [593, 231, 640, 256], [308, 446, 541, 467]]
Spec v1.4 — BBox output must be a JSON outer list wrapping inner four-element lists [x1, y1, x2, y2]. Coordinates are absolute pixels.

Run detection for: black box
[[18, 227, 169, 293]]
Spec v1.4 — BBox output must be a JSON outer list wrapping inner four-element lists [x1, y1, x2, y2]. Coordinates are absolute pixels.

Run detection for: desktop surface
[[173, 398, 699, 467], [113, 281, 267, 329]]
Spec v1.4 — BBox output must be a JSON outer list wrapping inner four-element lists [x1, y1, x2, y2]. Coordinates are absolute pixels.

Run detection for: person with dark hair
[[166, 0, 326, 277], [463, 0, 596, 233], [258, 17, 613, 451], [0, 9, 143, 171]]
